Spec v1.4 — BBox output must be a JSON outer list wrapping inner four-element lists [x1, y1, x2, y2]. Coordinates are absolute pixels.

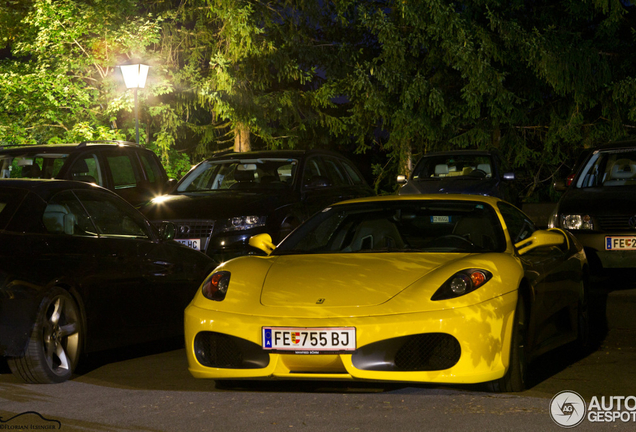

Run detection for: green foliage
[[3, 0, 636, 202]]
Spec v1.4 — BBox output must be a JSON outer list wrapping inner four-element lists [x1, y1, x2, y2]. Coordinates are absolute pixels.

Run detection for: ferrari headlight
[[431, 269, 492, 301], [560, 214, 594, 230], [220, 215, 266, 232], [201, 271, 231, 301]]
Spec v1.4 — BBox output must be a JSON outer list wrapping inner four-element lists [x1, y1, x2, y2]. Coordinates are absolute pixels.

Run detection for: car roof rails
[[77, 140, 138, 148]]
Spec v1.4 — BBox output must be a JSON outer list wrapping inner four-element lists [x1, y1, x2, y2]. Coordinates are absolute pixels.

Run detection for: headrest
[[234, 169, 255, 182], [71, 159, 90, 174], [434, 164, 449, 175]]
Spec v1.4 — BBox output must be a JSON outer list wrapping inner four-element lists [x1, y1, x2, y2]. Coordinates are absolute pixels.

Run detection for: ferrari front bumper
[[184, 291, 518, 385]]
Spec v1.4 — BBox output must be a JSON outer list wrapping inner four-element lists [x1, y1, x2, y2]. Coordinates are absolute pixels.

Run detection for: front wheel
[[8, 288, 82, 384], [487, 294, 527, 392]]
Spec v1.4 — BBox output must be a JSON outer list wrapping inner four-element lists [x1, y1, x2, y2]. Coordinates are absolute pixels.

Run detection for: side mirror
[[396, 175, 407, 185], [553, 179, 566, 192], [515, 229, 567, 255], [503, 172, 515, 181], [159, 221, 176, 240], [249, 233, 276, 255]]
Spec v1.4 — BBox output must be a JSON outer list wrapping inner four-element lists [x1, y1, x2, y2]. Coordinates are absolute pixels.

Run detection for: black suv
[[140, 149, 374, 263], [0, 141, 173, 206]]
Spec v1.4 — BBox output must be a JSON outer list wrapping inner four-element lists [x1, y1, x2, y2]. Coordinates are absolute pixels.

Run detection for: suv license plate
[[262, 327, 356, 353], [605, 236, 636, 250], [177, 239, 201, 251]]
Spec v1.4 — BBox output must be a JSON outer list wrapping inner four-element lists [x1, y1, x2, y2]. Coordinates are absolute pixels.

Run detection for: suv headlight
[[560, 214, 594, 230], [220, 215, 266, 232]]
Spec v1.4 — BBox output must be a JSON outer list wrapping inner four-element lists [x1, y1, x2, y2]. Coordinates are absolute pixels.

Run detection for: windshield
[[576, 149, 636, 188], [274, 200, 506, 254], [177, 158, 298, 192], [0, 153, 68, 179], [412, 154, 494, 180]]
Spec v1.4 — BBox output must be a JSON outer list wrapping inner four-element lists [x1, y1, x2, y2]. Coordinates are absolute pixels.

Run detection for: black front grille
[[394, 333, 461, 371], [194, 332, 269, 369], [153, 219, 214, 239], [597, 215, 635, 231], [352, 333, 461, 372]]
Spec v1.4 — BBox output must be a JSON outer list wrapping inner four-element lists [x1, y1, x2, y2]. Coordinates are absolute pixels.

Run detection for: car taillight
[[565, 174, 575, 187]]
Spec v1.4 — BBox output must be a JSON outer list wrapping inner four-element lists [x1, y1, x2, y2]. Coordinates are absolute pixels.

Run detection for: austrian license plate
[[177, 238, 201, 251], [262, 327, 356, 353], [605, 236, 636, 251]]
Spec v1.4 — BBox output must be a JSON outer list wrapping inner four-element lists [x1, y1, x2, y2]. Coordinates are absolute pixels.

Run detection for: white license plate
[[605, 236, 636, 250], [177, 238, 201, 251], [431, 216, 450, 223], [262, 327, 356, 352]]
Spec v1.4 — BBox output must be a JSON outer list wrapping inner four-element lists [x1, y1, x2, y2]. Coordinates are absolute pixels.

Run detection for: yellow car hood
[[260, 254, 463, 308]]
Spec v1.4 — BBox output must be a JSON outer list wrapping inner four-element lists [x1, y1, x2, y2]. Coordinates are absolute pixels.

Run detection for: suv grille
[[155, 219, 214, 239], [596, 215, 636, 231]]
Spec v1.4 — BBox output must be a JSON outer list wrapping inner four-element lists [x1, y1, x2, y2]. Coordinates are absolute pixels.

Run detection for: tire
[[8, 288, 82, 384], [487, 294, 527, 392]]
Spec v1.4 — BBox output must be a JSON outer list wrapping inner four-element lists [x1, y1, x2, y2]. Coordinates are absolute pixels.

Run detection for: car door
[[65, 152, 106, 187], [72, 189, 191, 347], [39, 189, 145, 350], [101, 148, 149, 206], [498, 202, 580, 353]]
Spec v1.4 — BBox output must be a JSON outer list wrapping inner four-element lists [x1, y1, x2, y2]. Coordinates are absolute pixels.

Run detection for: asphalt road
[[1, 278, 635, 432]]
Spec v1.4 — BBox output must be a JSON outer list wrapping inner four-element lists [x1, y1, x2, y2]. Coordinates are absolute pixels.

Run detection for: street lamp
[[119, 63, 149, 145]]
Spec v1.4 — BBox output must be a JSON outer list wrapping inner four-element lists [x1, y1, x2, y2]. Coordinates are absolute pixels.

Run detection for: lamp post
[[119, 63, 149, 145]]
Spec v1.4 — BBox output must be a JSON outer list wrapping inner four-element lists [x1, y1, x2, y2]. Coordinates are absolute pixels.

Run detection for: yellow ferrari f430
[[184, 195, 589, 392]]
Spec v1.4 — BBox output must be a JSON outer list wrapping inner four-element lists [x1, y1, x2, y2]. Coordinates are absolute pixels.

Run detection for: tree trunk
[[399, 146, 412, 177], [233, 123, 251, 152]]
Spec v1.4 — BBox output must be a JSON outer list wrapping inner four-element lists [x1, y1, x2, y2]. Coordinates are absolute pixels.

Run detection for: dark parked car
[[0, 141, 174, 206], [140, 149, 374, 263], [0, 179, 214, 383], [397, 150, 516, 202], [549, 140, 636, 275]]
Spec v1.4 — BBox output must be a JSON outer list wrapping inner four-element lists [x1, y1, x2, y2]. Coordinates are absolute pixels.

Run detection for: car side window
[[323, 157, 349, 186], [497, 202, 536, 244], [43, 191, 97, 237], [104, 151, 142, 190], [74, 190, 149, 238], [303, 157, 333, 188], [139, 151, 163, 184], [339, 159, 365, 185], [69, 154, 103, 186]]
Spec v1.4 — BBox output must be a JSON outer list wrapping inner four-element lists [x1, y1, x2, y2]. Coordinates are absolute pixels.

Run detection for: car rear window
[[0, 154, 68, 179]]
